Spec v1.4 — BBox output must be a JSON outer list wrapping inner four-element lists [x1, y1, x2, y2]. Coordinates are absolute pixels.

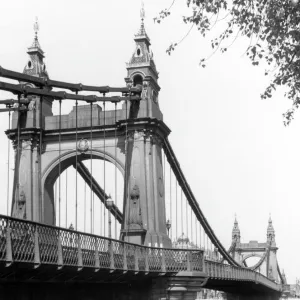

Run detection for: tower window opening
[[28, 61, 32, 68], [133, 75, 143, 87], [137, 48, 141, 56]]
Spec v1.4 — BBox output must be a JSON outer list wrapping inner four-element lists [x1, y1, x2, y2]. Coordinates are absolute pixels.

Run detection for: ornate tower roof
[[232, 215, 241, 242], [172, 233, 198, 249], [23, 18, 48, 79], [126, 2, 158, 79], [267, 215, 275, 241]]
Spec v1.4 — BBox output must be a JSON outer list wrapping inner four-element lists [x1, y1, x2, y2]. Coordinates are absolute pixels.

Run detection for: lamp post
[[69, 223, 74, 246], [166, 219, 171, 237], [106, 195, 114, 239]]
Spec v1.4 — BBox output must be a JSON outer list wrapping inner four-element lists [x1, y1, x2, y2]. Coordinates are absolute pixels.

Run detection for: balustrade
[[204, 260, 281, 291], [0, 215, 282, 292], [0, 215, 204, 273]]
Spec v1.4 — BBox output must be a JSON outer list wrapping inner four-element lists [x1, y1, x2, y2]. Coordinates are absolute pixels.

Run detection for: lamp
[[106, 195, 114, 239], [166, 219, 171, 237]]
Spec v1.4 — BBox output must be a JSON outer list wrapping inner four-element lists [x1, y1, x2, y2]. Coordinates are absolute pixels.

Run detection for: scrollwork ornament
[[151, 135, 163, 147], [142, 81, 148, 99], [77, 138, 90, 153], [28, 99, 36, 111], [127, 131, 135, 142]]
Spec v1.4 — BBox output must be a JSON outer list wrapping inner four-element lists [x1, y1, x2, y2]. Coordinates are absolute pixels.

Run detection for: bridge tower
[[231, 217, 279, 282], [11, 19, 52, 222], [267, 216, 279, 281], [231, 217, 242, 264], [120, 5, 170, 247], [9, 14, 171, 248]]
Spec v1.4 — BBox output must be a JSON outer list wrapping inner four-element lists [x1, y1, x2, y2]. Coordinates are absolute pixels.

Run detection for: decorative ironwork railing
[[0, 215, 203, 273], [0, 215, 283, 292], [205, 260, 282, 291]]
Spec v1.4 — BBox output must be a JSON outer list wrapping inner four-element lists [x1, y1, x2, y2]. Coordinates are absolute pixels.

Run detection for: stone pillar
[[121, 128, 171, 247], [11, 139, 40, 222]]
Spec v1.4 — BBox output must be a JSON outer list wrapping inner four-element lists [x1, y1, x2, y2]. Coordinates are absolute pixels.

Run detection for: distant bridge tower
[[8, 14, 172, 248], [231, 217, 279, 282], [231, 217, 242, 264]]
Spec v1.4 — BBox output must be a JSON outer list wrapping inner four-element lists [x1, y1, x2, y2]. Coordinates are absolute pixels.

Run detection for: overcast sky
[[0, 0, 299, 283]]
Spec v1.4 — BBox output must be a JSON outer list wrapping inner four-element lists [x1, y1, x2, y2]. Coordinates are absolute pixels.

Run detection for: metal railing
[[0, 215, 203, 273], [205, 260, 282, 291], [0, 215, 283, 292]]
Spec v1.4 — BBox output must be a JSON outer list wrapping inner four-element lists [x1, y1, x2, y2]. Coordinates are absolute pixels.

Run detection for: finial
[[234, 213, 238, 224], [34, 17, 39, 40], [140, 1, 145, 23], [269, 213, 272, 223]]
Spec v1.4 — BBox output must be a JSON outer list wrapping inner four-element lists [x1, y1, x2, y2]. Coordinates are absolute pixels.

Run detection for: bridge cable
[[163, 153, 166, 234], [90, 101, 93, 233], [84, 181, 86, 232], [191, 203, 193, 247], [124, 93, 129, 242], [55, 181, 57, 220], [186, 195, 188, 241], [39, 96, 43, 222], [114, 102, 117, 239], [65, 169, 68, 227], [99, 105, 102, 236], [199, 219, 202, 248], [75, 96, 78, 230], [169, 165, 172, 241], [127, 91, 132, 242], [204, 228, 206, 256], [181, 189, 183, 248], [6, 105, 11, 216], [176, 180, 178, 240], [93, 191, 95, 234], [196, 215, 198, 247], [16, 94, 21, 217], [100, 188, 103, 235], [58, 99, 62, 227], [103, 101, 106, 237]]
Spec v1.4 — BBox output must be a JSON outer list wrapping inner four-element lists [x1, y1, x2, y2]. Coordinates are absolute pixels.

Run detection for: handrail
[[205, 260, 282, 292], [0, 214, 204, 273], [0, 215, 282, 291]]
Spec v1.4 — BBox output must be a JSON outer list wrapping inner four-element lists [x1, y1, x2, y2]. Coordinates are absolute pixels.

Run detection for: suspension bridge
[[0, 14, 287, 300]]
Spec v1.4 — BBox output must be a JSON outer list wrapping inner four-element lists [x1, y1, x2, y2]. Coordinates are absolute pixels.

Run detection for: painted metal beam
[[0, 66, 141, 93], [74, 161, 123, 224], [0, 81, 141, 102]]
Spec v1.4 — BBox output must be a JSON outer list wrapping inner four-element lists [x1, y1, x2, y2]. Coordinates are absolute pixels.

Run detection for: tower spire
[[267, 214, 275, 243], [23, 18, 48, 79], [125, 1, 161, 119], [30, 17, 43, 53], [232, 214, 241, 243], [34, 17, 39, 41], [140, 1, 145, 24]]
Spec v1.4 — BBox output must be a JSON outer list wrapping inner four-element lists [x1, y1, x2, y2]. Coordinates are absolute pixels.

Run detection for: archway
[[42, 149, 125, 237]]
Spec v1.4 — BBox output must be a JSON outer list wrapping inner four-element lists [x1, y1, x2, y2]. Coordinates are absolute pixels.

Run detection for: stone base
[[120, 229, 172, 248], [144, 231, 172, 248], [121, 228, 147, 245]]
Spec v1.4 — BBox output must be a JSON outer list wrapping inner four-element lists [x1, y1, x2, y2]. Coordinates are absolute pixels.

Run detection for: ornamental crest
[[77, 139, 90, 153]]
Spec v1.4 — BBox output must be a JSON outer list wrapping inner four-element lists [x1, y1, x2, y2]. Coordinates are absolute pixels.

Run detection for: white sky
[[0, 0, 299, 283]]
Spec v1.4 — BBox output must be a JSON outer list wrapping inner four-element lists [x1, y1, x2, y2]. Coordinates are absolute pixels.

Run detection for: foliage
[[155, 0, 300, 125]]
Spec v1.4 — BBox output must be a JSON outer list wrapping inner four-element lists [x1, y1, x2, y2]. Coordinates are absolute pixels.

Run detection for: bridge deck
[[0, 215, 281, 293]]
